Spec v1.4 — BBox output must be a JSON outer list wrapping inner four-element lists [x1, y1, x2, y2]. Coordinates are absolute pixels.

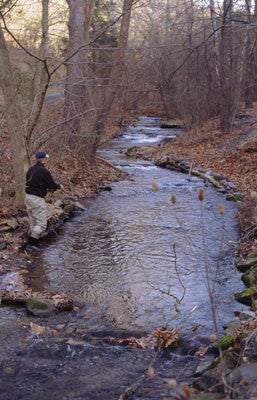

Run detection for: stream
[[0, 116, 248, 399]]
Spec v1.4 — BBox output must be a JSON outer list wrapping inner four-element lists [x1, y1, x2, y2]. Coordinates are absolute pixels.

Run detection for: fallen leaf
[[147, 366, 155, 378], [194, 346, 208, 356], [191, 324, 202, 332], [30, 322, 58, 336], [210, 334, 217, 343], [66, 339, 85, 346]]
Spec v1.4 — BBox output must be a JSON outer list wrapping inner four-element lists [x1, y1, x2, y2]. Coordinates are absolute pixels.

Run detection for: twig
[[172, 305, 197, 331], [118, 305, 197, 400], [137, 255, 182, 304]]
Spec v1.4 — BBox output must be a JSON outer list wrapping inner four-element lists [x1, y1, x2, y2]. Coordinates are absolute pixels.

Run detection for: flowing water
[[0, 117, 248, 399]]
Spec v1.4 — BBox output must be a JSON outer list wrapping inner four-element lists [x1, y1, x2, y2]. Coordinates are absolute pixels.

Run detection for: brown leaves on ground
[[47, 154, 128, 202], [152, 326, 179, 348], [241, 317, 257, 331], [30, 322, 58, 336], [104, 326, 179, 350], [144, 108, 257, 195], [238, 196, 257, 243]]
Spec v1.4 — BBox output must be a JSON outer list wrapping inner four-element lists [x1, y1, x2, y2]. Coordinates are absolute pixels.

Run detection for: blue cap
[[36, 151, 49, 159]]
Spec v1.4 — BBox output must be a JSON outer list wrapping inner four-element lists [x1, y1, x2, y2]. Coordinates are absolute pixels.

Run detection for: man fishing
[[25, 151, 63, 250]]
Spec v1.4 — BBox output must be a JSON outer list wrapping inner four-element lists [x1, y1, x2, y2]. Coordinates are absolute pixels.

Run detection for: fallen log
[[96, 156, 124, 173], [156, 157, 225, 189], [1, 289, 74, 311]]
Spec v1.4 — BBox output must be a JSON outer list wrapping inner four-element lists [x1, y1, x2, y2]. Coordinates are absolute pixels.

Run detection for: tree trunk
[[84, 0, 95, 44], [64, 0, 87, 145], [209, 0, 219, 79], [26, 0, 50, 146], [0, 25, 30, 206], [90, 0, 133, 162], [244, 0, 254, 108], [219, 0, 236, 134]]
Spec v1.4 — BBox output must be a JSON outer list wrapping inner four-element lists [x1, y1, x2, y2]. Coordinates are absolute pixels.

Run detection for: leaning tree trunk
[[0, 24, 30, 206]]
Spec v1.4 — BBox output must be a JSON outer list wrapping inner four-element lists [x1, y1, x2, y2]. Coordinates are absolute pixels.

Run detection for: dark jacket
[[25, 162, 60, 198]]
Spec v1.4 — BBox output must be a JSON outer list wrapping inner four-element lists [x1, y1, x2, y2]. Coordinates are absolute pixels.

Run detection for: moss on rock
[[237, 257, 257, 273], [242, 266, 257, 287], [226, 192, 245, 201], [215, 335, 235, 351], [234, 286, 257, 306], [63, 204, 72, 214], [248, 252, 257, 259], [26, 296, 53, 317]]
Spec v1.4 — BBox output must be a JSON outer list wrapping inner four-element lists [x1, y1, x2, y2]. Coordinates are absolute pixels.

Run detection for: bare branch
[[34, 107, 100, 149], [0, 13, 44, 62], [50, 0, 144, 77]]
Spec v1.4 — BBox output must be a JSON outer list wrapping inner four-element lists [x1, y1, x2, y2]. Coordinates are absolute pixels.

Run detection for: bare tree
[[64, 0, 87, 145], [90, 0, 134, 162], [0, 23, 30, 206], [243, 0, 254, 108], [219, 0, 236, 134], [26, 0, 50, 145], [209, 0, 219, 79], [0, 0, 51, 205], [84, 0, 95, 44]]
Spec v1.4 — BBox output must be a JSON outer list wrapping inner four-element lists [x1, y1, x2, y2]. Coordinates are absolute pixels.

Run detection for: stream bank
[[0, 116, 256, 399]]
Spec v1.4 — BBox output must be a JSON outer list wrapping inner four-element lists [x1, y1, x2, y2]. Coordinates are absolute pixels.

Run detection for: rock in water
[[26, 296, 54, 317]]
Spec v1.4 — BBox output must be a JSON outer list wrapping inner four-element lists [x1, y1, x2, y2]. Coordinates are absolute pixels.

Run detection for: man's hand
[[60, 184, 64, 190]]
